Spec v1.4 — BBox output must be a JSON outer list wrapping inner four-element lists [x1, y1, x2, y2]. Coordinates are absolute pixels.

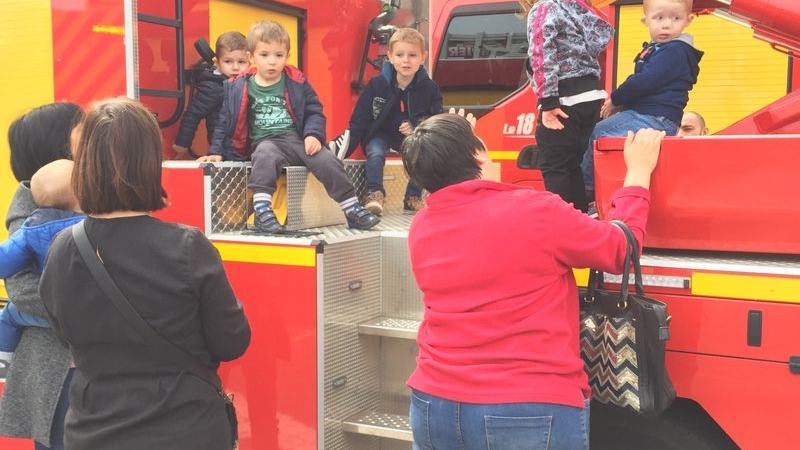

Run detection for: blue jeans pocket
[[410, 391, 432, 450], [485, 416, 552, 450]]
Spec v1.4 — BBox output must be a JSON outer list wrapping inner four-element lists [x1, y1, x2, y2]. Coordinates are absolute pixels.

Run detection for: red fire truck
[[1, 1, 798, 450]]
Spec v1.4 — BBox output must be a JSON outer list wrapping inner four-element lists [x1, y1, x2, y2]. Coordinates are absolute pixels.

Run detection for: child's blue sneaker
[[345, 204, 380, 230], [254, 202, 281, 233]]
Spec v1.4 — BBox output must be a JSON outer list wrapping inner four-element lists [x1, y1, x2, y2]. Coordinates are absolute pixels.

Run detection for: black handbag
[[579, 220, 676, 415], [71, 222, 239, 447]]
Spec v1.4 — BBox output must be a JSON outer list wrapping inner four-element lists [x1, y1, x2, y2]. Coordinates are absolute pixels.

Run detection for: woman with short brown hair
[[40, 97, 250, 450]]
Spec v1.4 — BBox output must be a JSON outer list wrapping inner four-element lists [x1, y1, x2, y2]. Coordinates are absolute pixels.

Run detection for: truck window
[[432, 11, 527, 108]]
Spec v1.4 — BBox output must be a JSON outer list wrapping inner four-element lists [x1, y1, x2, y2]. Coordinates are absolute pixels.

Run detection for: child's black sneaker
[[254, 202, 281, 233], [345, 204, 380, 230]]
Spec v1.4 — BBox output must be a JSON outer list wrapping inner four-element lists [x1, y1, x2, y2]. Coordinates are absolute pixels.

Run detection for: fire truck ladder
[[125, 0, 186, 127]]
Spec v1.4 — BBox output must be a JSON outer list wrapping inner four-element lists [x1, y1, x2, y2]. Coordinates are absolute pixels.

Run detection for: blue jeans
[[410, 389, 590, 450], [34, 368, 73, 450], [0, 302, 50, 352], [581, 110, 677, 200], [364, 136, 422, 200]]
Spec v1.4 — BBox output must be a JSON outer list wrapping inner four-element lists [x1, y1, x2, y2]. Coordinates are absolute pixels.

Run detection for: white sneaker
[[329, 130, 351, 160]]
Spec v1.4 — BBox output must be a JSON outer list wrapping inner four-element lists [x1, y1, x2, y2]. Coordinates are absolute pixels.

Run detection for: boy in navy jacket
[[202, 20, 379, 233], [582, 0, 703, 203], [332, 28, 443, 215]]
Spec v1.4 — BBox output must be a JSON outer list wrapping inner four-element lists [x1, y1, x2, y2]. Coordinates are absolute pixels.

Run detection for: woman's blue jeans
[[581, 110, 677, 200], [410, 389, 590, 450]]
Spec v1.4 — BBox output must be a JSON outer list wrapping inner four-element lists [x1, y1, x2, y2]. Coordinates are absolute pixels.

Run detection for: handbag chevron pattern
[[581, 307, 644, 411], [579, 221, 675, 415]]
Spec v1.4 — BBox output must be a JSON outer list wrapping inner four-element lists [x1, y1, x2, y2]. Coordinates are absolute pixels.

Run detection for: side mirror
[[516, 145, 540, 170]]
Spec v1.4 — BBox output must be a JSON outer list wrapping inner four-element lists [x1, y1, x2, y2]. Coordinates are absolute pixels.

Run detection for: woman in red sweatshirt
[[400, 113, 664, 450]]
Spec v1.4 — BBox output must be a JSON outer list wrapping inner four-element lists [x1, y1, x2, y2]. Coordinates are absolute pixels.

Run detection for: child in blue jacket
[[332, 28, 443, 215], [0, 159, 84, 376], [201, 20, 379, 233], [581, 0, 703, 203]]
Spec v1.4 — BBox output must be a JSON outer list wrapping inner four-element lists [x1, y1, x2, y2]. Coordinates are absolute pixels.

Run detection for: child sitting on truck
[[581, 0, 704, 203], [330, 27, 443, 215], [199, 20, 380, 233], [0, 159, 84, 377]]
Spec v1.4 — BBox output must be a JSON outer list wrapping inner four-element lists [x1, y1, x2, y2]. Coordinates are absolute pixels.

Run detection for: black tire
[[590, 399, 741, 450]]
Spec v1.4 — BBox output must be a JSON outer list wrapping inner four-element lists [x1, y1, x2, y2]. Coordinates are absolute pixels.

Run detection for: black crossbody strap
[[71, 221, 222, 392]]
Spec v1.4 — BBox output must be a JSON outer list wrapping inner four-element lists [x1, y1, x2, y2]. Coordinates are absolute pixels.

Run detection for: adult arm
[[4, 184, 48, 318], [550, 128, 664, 270], [187, 230, 251, 361]]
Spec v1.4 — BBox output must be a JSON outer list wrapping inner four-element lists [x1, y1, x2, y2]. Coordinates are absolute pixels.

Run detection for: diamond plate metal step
[[342, 411, 412, 441], [358, 317, 420, 339]]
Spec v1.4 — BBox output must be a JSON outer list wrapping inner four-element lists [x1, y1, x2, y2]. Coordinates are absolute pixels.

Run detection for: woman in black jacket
[[40, 97, 251, 450]]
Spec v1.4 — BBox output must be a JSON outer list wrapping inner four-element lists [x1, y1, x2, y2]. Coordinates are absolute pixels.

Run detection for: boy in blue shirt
[[201, 20, 379, 233], [581, 0, 703, 203], [0, 159, 84, 377]]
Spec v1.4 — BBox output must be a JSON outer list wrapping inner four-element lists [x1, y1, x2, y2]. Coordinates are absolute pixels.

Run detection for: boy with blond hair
[[582, 0, 703, 203], [0, 159, 84, 376], [202, 20, 379, 232], [331, 27, 443, 215]]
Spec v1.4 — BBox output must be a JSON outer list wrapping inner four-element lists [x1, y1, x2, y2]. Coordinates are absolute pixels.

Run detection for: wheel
[[590, 399, 741, 450]]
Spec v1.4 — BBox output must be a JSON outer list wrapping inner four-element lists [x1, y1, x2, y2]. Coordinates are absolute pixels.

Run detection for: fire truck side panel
[[217, 255, 319, 450], [663, 292, 800, 367], [593, 135, 800, 254], [666, 352, 796, 450], [158, 163, 207, 231]]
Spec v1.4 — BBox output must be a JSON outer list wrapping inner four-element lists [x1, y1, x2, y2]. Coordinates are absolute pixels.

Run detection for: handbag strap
[[610, 220, 646, 297], [585, 220, 643, 300], [71, 221, 222, 393]]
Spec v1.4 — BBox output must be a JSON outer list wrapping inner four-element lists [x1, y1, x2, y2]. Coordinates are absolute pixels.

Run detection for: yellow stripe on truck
[[692, 273, 800, 304], [214, 242, 317, 267], [488, 150, 522, 161]]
